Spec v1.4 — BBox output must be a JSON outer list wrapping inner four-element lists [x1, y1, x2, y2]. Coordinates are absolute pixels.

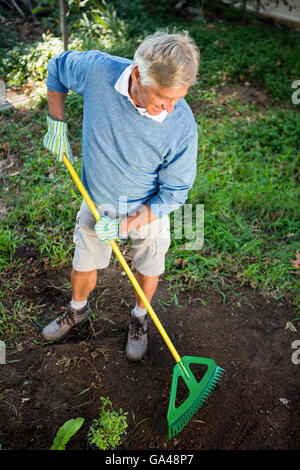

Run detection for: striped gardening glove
[[94, 215, 128, 245], [43, 114, 73, 164]]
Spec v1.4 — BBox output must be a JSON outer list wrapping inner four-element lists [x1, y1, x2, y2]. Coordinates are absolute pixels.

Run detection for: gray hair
[[133, 30, 200, 88]]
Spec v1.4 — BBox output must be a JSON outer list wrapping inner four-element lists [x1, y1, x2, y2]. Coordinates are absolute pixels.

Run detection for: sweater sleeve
[[46, 50, 105, 96], [147, 127, 198, 218]]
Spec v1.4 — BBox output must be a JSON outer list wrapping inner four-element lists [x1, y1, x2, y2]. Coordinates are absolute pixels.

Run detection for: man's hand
[[43, 114, 73, 163], [94, 215, 128, 245], [95, 203, 157, 244], [120, 202, 158, 234]]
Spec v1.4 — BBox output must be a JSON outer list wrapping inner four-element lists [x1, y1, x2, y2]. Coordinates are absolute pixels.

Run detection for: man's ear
[[131, 65, 141, 84]]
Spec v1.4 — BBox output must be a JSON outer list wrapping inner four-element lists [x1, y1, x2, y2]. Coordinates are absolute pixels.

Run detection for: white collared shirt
[[114, 64, 168, 123]]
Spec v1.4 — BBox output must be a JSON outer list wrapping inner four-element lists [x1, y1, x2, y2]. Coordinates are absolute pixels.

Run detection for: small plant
[[88, 397, 128, 450]]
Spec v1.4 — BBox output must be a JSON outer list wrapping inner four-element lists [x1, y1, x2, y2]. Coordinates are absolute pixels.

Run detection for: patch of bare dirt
[[217, 84, 271, 106], [0, 245, 299, 450], [188, 82, 299, 120], [188, 83, 273, 119], [3, 17, 44, 43]]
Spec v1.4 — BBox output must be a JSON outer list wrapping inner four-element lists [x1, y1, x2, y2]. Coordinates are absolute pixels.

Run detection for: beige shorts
[[72, 200, 171, 276]]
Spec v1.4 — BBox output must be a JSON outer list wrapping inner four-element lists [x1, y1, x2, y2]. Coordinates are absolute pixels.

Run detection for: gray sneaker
[[42, 302, 90, 342], [125, 313, 148, 361]]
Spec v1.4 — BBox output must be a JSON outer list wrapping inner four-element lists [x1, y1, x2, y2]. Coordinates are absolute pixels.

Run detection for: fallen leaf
[[0, 142, 10, 153], [182, 259, 188, 268], [269, 210, 281, 222], [289, 251, 300, 269], [285, 321, 297, 333], [279, 398, 290, 409], [21, 398, 30, 404]]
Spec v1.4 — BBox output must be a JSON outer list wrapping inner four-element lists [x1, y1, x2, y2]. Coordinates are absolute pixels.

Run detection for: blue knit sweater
[[46, 50, 198, 218]]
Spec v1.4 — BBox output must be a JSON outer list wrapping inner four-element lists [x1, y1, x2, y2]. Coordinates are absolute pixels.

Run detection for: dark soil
[[0, 244, 299, 451]]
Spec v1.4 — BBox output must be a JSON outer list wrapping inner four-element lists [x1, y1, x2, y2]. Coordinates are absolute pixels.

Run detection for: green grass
[[187, 17, 300, 102], [0, 298, 41, 342], [166, 102, 300, 311], [0, 97, 84, 268]]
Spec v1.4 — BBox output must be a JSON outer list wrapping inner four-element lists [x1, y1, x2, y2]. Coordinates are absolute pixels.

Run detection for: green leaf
[[31, 7, 48, 13], [50, 418, 84, 450]]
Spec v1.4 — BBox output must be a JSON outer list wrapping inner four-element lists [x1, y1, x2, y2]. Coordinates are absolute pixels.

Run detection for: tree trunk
[[241, 0, 248, 23], [60, 0, 68, 51]]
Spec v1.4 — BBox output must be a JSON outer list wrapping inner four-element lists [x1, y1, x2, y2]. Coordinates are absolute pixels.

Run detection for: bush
[[0, 33, 84, 86]]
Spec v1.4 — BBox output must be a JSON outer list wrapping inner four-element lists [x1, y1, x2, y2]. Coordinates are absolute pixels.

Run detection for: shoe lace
[[129, 317, 146, 340], [57, 309, 75, 328]]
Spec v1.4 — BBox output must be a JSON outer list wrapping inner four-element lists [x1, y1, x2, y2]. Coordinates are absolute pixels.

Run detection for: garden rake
[[63, 154, 224, 439]]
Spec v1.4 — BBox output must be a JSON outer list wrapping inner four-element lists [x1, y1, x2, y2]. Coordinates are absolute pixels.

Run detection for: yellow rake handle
[[63, 155, 181, 364]]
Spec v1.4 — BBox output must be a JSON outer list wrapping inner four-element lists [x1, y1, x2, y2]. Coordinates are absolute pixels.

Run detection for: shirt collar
[[114, 64, 168, 123]]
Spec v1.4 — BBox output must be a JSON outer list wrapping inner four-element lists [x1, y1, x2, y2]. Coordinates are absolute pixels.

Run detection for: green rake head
[[167, 356, 224, 439]]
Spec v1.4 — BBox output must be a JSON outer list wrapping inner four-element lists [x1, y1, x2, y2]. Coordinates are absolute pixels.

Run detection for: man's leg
[[126, 271, 159, 361], [126, 215, 170, 361], [42, 269, 96, 342], [42, 199, 113, 342], [71, 268, 98, 301], [134, 271, 159, 308]]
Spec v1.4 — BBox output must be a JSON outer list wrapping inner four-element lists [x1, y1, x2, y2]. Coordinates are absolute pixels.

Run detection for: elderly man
[[42, 31, 200, 361]]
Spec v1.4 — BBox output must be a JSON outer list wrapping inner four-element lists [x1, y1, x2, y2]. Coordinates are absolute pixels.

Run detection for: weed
[[88, 397, 128, 450]]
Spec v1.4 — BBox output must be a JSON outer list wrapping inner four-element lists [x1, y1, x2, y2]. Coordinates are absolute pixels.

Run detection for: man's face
[[130, 66, 189, 116]]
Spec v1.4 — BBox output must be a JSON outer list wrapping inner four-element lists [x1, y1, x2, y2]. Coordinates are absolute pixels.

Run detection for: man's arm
[[120, 125, 198, 236], [147, 126, 198, 220], [43, 89, 73, 163], [47, 89, 68, 121]]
